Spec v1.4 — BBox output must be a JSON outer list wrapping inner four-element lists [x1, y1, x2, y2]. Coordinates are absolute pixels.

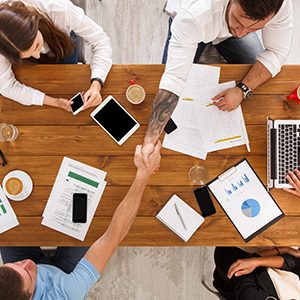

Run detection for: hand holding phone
[[70, 92, 85, 115]]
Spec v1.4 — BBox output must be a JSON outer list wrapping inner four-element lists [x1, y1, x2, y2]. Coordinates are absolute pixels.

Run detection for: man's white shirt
[[161, 0, 293, 97]]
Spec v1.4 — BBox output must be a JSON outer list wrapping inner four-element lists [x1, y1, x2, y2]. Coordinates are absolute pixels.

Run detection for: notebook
[[156, 194, 204, 242]]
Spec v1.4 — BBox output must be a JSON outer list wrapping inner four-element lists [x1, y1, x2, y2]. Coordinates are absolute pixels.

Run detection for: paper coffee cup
[[126, 84, 146, 105]]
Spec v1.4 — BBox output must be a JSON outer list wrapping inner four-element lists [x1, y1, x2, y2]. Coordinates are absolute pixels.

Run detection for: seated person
[[0, 142, 161, 300], [213, 246, 300, 300], [0, 0, 112, 111]]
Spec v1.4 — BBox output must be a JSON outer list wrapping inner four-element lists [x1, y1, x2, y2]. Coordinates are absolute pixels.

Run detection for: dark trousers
[[1, 247, 88, 274], [213, 247, 249, 300], [162, 17, 264, 64]]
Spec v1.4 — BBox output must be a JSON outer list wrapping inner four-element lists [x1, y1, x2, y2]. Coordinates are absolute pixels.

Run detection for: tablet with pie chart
[[208, 159, 284, 242]]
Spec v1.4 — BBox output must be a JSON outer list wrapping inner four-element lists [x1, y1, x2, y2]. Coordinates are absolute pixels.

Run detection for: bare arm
[[213, 61, 272, 111], [144, 89, 179, 145], [84, 143, 161, 273]]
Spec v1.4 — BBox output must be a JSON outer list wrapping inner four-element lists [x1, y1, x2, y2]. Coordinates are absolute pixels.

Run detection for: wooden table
[[0, 64, 300, 246]]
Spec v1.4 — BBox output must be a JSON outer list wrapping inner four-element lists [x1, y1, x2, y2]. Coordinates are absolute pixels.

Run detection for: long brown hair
[[0, 0, 74, 64]]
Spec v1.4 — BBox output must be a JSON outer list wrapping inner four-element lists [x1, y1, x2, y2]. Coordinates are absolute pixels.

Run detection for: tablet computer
[[90, 95, 140, 145]]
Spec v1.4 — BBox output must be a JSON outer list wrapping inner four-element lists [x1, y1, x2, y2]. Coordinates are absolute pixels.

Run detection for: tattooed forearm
[[144, 89, 179, 144]]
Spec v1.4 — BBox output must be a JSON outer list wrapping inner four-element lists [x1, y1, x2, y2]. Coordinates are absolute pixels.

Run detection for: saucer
[[2, 170, 33, 201]]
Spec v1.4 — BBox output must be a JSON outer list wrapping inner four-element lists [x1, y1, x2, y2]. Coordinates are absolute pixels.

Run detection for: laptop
[[267, 118, 300, 189]]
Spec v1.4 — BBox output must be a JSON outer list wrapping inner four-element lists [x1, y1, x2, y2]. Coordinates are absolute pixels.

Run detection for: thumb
[[212, 91, 226, 100], [154, 140, 162, 152]]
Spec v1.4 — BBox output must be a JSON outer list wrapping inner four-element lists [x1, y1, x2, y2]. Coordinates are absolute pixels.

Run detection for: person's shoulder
[[29, 0, 76, 14], [176, 0, 224, 25]]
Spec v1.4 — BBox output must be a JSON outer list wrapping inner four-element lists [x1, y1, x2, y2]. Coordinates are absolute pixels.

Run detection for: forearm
[[104, 171, 149, 243], [254, 256, 284, 269], [242, 60, 272, 91], [43, 95, 60, 107], [144, 89, 179, 144]]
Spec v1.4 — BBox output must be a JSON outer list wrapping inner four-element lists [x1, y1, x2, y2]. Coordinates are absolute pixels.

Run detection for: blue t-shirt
[[32, 258, 100, 300]]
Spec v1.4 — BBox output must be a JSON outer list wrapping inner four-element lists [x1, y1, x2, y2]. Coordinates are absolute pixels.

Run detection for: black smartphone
[[72, 193, 87, 223], [193, 186, 216, 217], [164, 118, 177, 134], [70, 92, 84, 115]]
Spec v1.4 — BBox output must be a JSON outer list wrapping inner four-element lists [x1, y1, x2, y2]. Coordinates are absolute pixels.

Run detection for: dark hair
[[0, 0, 74, 64], [236, 0, 284, 20], [0, 266, 31, 300]]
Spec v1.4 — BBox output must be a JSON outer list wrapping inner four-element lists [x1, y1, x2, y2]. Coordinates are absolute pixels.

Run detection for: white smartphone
[[70, 92, 84, 115], [90, 95, 140, 145]]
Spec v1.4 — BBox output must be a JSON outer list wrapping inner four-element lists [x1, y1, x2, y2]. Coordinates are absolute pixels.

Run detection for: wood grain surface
[[0, 64, 299, 246]]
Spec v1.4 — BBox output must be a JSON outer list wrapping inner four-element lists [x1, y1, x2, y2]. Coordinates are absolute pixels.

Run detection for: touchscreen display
[[93, 99, 137, 141], [71, 94, 84, 112]]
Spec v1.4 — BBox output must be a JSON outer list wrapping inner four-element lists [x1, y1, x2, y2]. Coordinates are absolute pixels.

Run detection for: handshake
[[134, 141, 162, 178]]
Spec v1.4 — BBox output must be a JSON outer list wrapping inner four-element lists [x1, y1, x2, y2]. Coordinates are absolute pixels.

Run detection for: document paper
[[0, 186, 19, 234], [42, 157, 107, 241], [208, 160, 283, 242], [163, 75, 249, 159]]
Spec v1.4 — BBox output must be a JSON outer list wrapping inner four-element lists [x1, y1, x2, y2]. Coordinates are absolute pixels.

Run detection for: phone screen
[[193, 186, 216, 217], [71, 93, 84, 113], [72, 193, 87, 223]]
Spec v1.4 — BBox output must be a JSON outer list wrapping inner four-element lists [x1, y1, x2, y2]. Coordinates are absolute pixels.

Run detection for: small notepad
[[156, 194, 204, 242]]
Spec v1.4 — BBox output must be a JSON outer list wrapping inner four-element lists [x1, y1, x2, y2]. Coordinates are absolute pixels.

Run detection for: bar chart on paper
[[224, 173, 250, 196]]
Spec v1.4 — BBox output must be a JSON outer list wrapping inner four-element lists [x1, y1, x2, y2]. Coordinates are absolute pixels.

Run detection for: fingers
[[135, 144, 142, 157], [283, 187, 300, 197], [228, 260, 241, 279], [287, 170, 300, 190], [212, 91, 226, 100]]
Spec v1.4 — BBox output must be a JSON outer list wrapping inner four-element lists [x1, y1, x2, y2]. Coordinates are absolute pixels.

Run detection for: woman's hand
[[278, 247, 300, 258], [228, 258, 259, 279], [283, 169, 300, 197], [44, 95, 72, 112], [82, 80, 102, 109]]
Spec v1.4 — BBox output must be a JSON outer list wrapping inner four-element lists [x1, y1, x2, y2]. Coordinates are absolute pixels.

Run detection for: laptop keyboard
[[278, 124, 300, 184]]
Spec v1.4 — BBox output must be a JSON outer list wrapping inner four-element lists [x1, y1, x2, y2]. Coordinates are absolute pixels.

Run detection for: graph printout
[[208, 160, 283, 241]]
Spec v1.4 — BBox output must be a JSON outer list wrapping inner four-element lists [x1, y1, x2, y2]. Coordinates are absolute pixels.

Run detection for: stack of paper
[[156, 194, 204, 242], [0, 187, 19, 233], [42, 157, 107, 241], [163, 64, 249, 159]]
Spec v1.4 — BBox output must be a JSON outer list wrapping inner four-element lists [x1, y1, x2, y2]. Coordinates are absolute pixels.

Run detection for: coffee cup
[[5, 177, 26, 198], [126, 80, 146, 105], [2, 170, 33, 201], [287, 86, 300, 102]]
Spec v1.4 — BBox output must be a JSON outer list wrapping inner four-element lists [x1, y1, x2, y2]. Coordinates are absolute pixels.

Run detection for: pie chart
[[241, 199, 260, 218]]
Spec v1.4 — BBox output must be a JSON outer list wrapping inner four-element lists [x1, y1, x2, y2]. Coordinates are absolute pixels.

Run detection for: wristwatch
[[236, 82, 253, 99], [91, 77, 104, 88]]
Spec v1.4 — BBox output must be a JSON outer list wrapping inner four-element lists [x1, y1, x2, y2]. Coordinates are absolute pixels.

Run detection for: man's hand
[[135, 141, 161, 178], [228, 258, 259, 279], [82, 80, 103, 110], [283, 169, 300, 197], [141, 142, 156, 166], [57, 98, 72, 112], [212, 87, 244, 112]]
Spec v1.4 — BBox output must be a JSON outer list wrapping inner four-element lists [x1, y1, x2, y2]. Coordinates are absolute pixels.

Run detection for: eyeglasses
[[0, 150, 7, 167]]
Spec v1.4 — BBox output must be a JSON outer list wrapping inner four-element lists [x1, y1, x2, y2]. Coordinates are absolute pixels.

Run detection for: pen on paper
[[174, 203, 187, 231], [214, 135, 241, 143], [182, 97, 193, 101], [206, 97, 224, 107]]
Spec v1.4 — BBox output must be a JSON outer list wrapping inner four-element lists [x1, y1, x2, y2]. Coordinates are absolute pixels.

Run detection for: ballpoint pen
[[174, 203, 187, 231]]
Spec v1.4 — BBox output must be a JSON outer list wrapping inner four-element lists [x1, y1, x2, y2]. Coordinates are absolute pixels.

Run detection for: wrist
[[136, 170, 151, 182], [91, 80, 101, 91], [44, 95, 59, 108]]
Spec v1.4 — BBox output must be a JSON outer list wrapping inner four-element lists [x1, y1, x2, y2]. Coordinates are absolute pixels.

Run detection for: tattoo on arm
[[145, 89, 179, 144]]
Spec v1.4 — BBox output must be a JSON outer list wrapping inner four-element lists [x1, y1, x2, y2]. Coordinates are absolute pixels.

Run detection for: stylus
[[174, 203, 187, 231]]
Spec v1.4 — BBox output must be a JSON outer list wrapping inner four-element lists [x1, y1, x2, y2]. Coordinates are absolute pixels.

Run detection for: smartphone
[[164, 118, 177, 134], [72, 193, 87, 223], [193, 186, 216, 217], [70, 92, 84, 115]]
